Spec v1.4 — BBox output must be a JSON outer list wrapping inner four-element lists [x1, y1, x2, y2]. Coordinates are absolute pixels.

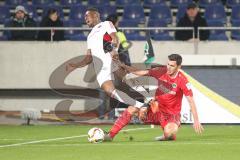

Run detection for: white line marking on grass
[[0, 135, 87, 148], [8, 142, 240, 147], [0, 138, 35, 141], [0, 127, 151, 148]]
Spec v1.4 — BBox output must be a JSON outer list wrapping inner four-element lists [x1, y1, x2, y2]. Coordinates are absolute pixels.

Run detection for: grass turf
[[0, 125, 239, 160]]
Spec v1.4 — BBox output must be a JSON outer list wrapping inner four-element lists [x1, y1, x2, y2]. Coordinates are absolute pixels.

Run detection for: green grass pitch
[[0, 125, 239, 160]]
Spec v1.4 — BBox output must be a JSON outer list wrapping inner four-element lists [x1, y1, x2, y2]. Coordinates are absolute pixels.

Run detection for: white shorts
[[96, 61, 119, 87]]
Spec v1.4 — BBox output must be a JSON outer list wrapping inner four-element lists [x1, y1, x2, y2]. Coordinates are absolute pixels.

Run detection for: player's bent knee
[[101, 81, 115, 96], [164, 123, 179, 136], [170, 126, 178, 135]]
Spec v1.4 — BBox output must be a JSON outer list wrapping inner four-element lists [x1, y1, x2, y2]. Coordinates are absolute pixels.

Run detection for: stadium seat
[[6, 0, 29, 6], [207, 21, 228, 41], [64, 20, 87, 40], [204, 4, 226, 24], [98, 5, 117, 21], [226, 0, 240, 7], [24, 5, 38, 19], [59, 0, 83, 6], [199, 0, 222, 8], [122, 5, 145, 24], [209, 33, 228, 41], [116, 0, 141, 6], [149, 4, 172, 24], [88, 0, 110, 6], [64, 20, 82, 27], [231, 5, 240, 24], [143, 0, 166, 8], [147, 20, 173, 40], [32, 0, 55, 7], [0, 6, 10, 23], [170, 0, 193, 8], [119, 20, 146, 40], [3, 20, 11, 40], [176, 4, 188, 22], [69, 35, 87, 41], [69, 5, 87, 22], [231, 21, 240, 40]]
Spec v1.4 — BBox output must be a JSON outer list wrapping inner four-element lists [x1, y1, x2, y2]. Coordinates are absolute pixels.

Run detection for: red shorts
[[143, 109, 181, 129]]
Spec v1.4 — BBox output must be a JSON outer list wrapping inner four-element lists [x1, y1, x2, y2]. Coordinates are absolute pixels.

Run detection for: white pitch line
[[0, 135, 87, 148], [12, 142, 240, 147], [0, 127, 151, 148], [0, 139, 30, 141]]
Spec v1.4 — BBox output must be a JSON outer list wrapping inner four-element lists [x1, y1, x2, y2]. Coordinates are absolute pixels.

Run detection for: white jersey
[[87, 21, 117, 70], [87, 21, 117, 86]]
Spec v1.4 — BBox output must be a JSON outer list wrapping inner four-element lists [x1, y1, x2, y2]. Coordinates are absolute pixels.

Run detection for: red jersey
[[149, 67, 193, 114]]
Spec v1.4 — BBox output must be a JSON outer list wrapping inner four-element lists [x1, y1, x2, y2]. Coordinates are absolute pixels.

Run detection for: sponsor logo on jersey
[[169, 91, 176, 95], [172, 83, 177, 88]]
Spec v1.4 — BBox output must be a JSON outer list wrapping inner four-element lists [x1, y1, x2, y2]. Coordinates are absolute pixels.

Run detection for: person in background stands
[[175, 3, 209, 41], [9, 5, 37, 40], [38, 8, 65, 41], [106, 14, 131, 66]]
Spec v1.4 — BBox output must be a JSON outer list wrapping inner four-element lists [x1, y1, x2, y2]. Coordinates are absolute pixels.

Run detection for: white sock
[[110, 89, 144, 108]]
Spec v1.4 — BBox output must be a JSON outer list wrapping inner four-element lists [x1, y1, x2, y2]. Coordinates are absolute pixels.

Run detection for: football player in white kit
[[66, 8, 147, 116]]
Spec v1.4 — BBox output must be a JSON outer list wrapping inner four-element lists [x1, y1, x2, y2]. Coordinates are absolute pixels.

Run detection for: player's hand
[[66, 63, 78, 72], [110, 50, 119, 61], [119, 63, 127, 70], [112, 54, 119, 61], [193, 121, 204, 134], [120, 64, 132, 74]]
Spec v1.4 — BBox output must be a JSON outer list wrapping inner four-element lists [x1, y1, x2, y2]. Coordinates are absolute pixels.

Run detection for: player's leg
[[101, 80, 145, 108], [162, 122, 178, 140], [113, 62, 154, 103], [105, 106, 139, 140], [154, 123, 178, 141], [155, 114, 181, 141], [123, 73, 155, 102], [100, 80, 143, 141]]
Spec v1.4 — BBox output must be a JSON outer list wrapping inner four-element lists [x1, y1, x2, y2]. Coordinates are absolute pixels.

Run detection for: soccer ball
[[87, 127, 105, 143]]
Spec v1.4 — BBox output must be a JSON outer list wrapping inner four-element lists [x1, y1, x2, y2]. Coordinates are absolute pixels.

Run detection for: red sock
[[109, 109, 132, 138]]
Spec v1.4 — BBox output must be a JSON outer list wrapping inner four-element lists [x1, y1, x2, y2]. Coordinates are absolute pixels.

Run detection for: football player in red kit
[[105, 54, 204, 141]]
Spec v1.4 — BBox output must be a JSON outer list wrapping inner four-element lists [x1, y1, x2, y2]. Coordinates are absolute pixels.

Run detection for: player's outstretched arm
[[66, 49, 93, 72], [186, 96, 204, 134], [121, 64, 149, 76]]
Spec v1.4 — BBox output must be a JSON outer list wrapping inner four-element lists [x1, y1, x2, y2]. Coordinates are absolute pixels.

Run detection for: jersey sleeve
[[148, 66, 167, 79], [180, 75, 193, 97], [105, 21, 117, 34]]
